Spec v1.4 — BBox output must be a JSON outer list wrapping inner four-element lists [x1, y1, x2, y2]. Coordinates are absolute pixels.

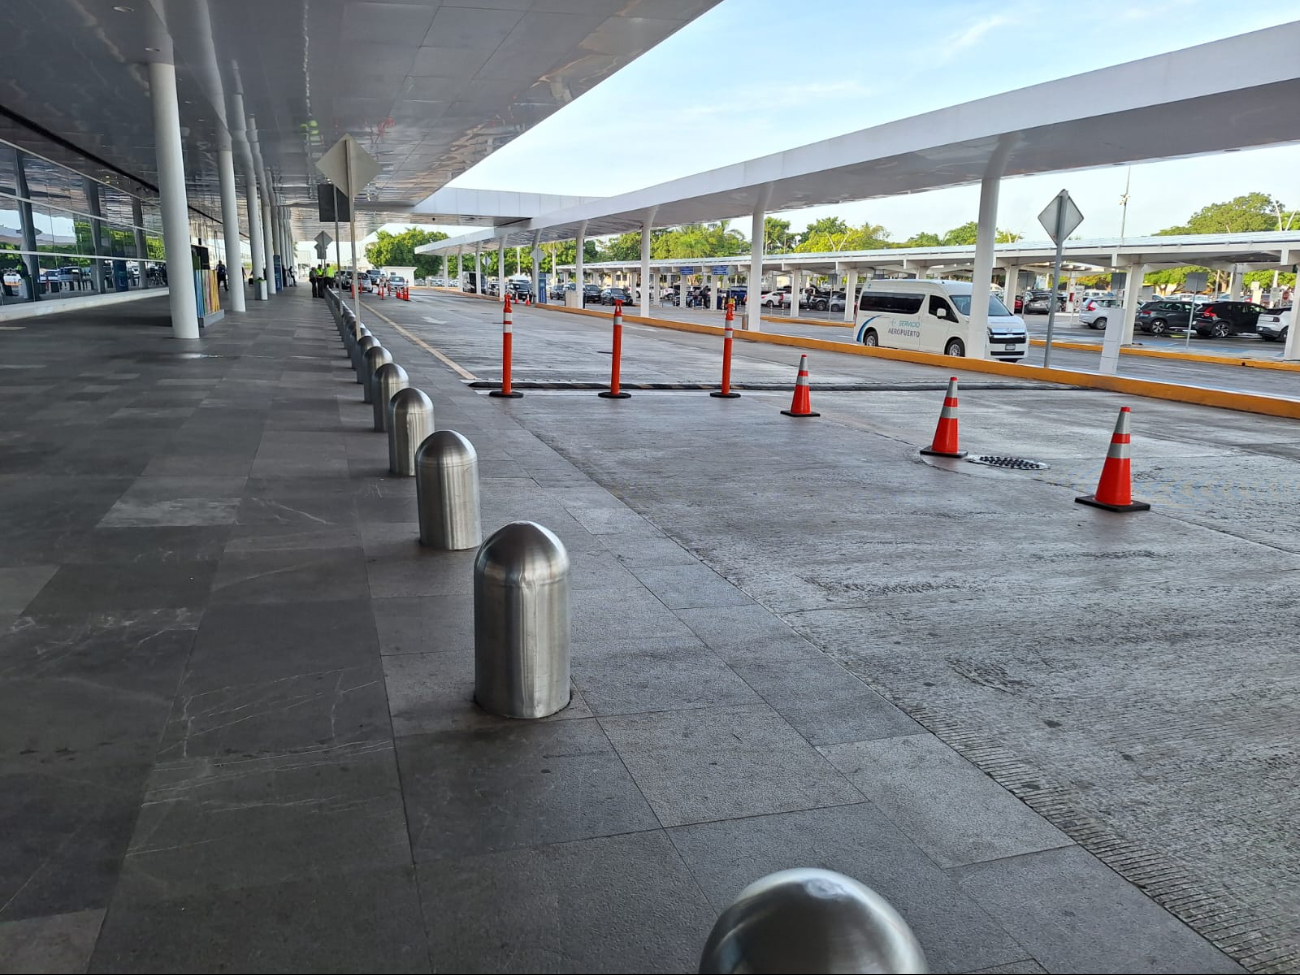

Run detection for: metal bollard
[[362, 345, 393, 401], [473, 521, 570, 718], [355, 334, 378, 381], [386, 386, 434, 473], [372, 361, 409, 431], [415, 430, 481, 549], [698, 869, 928, 975]]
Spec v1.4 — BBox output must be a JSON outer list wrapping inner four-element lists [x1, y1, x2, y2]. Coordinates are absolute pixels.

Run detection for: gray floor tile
[[0, 908, 104, 974], [418, 830, 711, 974], [23, 561, 217, 613], [675, 603, 814, 656], [600, 705, 862, 827], [598, 531, 699, 567], [668, 804, 1026, 974], [89, 867, 428, 974], [63, 526, 232, 565], [365, 547, 477, 598], [966, 963, 1048, 974], [820, 735, 1072, 868], [396, 718, 658, 861], [951, 846, 1244, 974], [573, 642, 761, 715], [629, 562, 756, 610], [209, 546, 369, 604], [0, 565, 57, 614], [125, 741, 410, 896], [571, 586, 697, 649], [0, 765, 150, 922], [373, 594, 474, 656], [382, 651, 591, 736]]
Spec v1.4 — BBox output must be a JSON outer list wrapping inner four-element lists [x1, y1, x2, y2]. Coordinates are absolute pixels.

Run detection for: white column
[[574, 220, 587, 307], [639, 210, 656, 318], [217, 145, 245, 313], [1101, 264, 1141, 374], [497, 238, 506, 296], [261, 196, 275, 294], [843, 268, 858, 322], [475, 243, 482, 292], [747, 190, 770, 332], [147, 61, 199, 339], [1066, 272, 1078, 313], [1228, 265, 1242, 300], [1002, 265, 1017, 313], [531, 231, 541, 300], [244, 173, 263, 284], [967, 173, 999, 359]]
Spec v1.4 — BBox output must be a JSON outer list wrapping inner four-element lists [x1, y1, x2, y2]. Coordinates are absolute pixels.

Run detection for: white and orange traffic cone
[[781, 354, 819, 418], [1076, 406, 1149, 512], [598, 300, 631, 399], [489, 295, 523, 399], [920, 377, 967, 458], [710, 298, 740, 398]]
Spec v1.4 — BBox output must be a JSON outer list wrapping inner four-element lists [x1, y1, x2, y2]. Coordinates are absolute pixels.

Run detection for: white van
[[854, 279, 1027, 361]]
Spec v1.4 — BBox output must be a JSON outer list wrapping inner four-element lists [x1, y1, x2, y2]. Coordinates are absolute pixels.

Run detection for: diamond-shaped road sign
[[1038, 190, 1084, 244], [315, 134, 379, 200], [314, 231, 332, 261]]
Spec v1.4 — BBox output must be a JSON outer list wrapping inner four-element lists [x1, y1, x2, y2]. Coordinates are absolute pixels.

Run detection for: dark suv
[[1135, 300, 1197, 334], [1193, 301, 1267, 338]]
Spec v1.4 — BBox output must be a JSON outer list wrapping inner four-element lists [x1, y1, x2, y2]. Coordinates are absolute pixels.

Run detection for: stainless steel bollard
[[355, 334, 378, 382], [362, 345, 393, 402], [416, 430, 482, 550], [386, 386, 434, 473], [698, 869, 928, 975], [474, 521, 570, 718], [372, 362, 410, 431]]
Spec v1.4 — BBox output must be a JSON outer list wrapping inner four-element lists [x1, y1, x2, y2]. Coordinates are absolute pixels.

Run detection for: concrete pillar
[[147, 60, 200, 338], [575, 220, 587, 305], [843, 268, 858, 322], [1228, 265, 1242, 300], [217, 145, 245, 312], [1066, 272, 1078, 313], [747, 191, 769, 332], [261, 196, 275, 294], [967, 173, 998, 359], [131, 197, 148, 291], [1101, 262, 1146, 374], [639, 210, 656, 318], [474, 243, 482, 293], [1001, 265, 1017, 312], [497, 238, 506, 296], [244, 173, 263, 284], [531, 231, 541, 300]]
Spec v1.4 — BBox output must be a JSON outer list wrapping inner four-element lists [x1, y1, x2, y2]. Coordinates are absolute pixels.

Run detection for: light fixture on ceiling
[[144, 46, 159, 52], [113, 4, 134, 11]]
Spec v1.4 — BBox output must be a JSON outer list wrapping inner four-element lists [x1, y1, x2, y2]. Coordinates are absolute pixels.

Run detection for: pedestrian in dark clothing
[[216, 261, 228, 291], [309, 266, 319, 298]]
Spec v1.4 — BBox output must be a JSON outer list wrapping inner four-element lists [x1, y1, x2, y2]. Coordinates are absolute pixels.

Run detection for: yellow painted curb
[[761, 313, 854, 328], [518, 300, 1300, 421], [1026, 337, 1300, 373]]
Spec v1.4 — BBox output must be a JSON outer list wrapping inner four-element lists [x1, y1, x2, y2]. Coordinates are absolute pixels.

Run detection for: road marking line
[[422, 316, 447, 325], [360, 301, 478, 381]]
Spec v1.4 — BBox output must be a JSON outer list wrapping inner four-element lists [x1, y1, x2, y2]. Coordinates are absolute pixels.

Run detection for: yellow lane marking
[[360, 300, 478, 381]]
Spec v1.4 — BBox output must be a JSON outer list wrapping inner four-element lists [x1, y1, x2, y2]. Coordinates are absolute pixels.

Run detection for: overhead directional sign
[[1038, 190, 1084, 244], [710, 265, 730, 275], [314, 231, 332, 261], [315, 134, 379, 199]]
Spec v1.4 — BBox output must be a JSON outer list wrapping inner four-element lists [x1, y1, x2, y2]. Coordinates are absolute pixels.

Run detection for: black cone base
[[598, 390, 632, 399], [488, 389, 524, 398], [710, 391, 741, 398], [781, 409, 820, 418], [920, 447, 968, 458], [1075, 495, 1150, 512]]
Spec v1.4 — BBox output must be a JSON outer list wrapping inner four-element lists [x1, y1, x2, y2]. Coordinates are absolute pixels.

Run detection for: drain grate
[[967, 455, 1050, 471]]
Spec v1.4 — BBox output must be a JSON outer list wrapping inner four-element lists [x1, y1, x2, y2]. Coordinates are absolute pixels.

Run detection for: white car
[[1256, 307, 1291, 342], [388, 275, 407, 291], [1079, 296, 1123, 329], [760, 290, 788, 308]]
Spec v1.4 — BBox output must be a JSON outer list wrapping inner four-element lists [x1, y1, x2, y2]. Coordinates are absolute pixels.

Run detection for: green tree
[[898, 231, 941, 247], [365, 227, 448, 277], [764, 217, 796, 253], [940, 221, 979, 246], [1157, 192, 1296, 236]]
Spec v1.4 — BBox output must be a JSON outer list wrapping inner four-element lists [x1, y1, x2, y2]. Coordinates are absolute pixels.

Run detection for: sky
[[414, 0, 1300, 244]]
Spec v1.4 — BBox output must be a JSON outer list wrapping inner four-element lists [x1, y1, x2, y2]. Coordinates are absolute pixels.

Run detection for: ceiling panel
[[0, 0, 719, 238]]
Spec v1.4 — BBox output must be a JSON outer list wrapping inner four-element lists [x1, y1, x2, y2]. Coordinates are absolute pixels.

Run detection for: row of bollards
[[328, 289, 571, 721], [327, 290, 928, 972]]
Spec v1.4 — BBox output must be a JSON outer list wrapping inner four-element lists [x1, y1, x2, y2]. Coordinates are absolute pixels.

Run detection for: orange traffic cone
[[1076, 406, 1150, 512], [781, 354, 820, 418], [920, 377, 967, 458]]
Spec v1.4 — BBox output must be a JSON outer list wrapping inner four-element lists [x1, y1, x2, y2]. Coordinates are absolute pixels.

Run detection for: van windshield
[[950, 294, 1012, 317]]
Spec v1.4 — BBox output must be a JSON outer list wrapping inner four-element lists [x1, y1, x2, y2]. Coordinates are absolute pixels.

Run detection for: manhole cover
[[967, 455, 1050, 471]]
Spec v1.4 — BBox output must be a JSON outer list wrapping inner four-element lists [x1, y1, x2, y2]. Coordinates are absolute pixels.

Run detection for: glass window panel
[[101, 186, 132, 225], [0, 143, 18, 198], [141, 200, 162, 234], [0, 199, 23, 241], [145, 233, 164, 262], [105, 223, 137, 259]]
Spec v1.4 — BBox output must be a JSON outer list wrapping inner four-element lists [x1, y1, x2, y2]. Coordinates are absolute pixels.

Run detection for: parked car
[[1193, 300, 1267, 338], [760, 290, 788, 308], [1135, 299, 1198, 334], [549, 283, 567, 300], [1022, 290, 1065, 314], [582, 283, 603, 305], [600, 287, 632, 305], [1079, 296, 1123, 329], [1256, 306, 1291, 342], [659, 286, 679, 306], [805, 289, 831, 311], [388, 275, 407, 292], [1012, 294, 1023, 313]]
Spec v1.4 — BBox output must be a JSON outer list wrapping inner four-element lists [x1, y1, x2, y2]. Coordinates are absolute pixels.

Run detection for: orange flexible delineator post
[[920, 377, 967, 458], [711, 299, 741, 399], [489, 295, 523, 399], [599, 300, 632, 399], [1076, 406, 1149, 511], [781, 354, 820, 417]]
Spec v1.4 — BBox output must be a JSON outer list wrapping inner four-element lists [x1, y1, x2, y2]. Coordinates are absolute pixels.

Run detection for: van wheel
[[1093, 317, 1107, 330], [862, 329, 878, 347], [944, 338, 965, 357]]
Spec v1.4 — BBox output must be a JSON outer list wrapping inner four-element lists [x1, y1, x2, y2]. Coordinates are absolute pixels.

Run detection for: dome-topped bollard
[[698, 868, 928, 975], [362, 345, 393, 402], [372, 362, 410, 431], [474, 521, 570, 719], [354, 333, 377, 377], [416, 430, 481, 550], [387, 386, 434, 475]]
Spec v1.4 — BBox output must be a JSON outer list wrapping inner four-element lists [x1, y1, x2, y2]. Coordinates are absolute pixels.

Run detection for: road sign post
[[314, 231, 332, 262], [1037, 190, 1084, 370], [316, 135, 380, 326]]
